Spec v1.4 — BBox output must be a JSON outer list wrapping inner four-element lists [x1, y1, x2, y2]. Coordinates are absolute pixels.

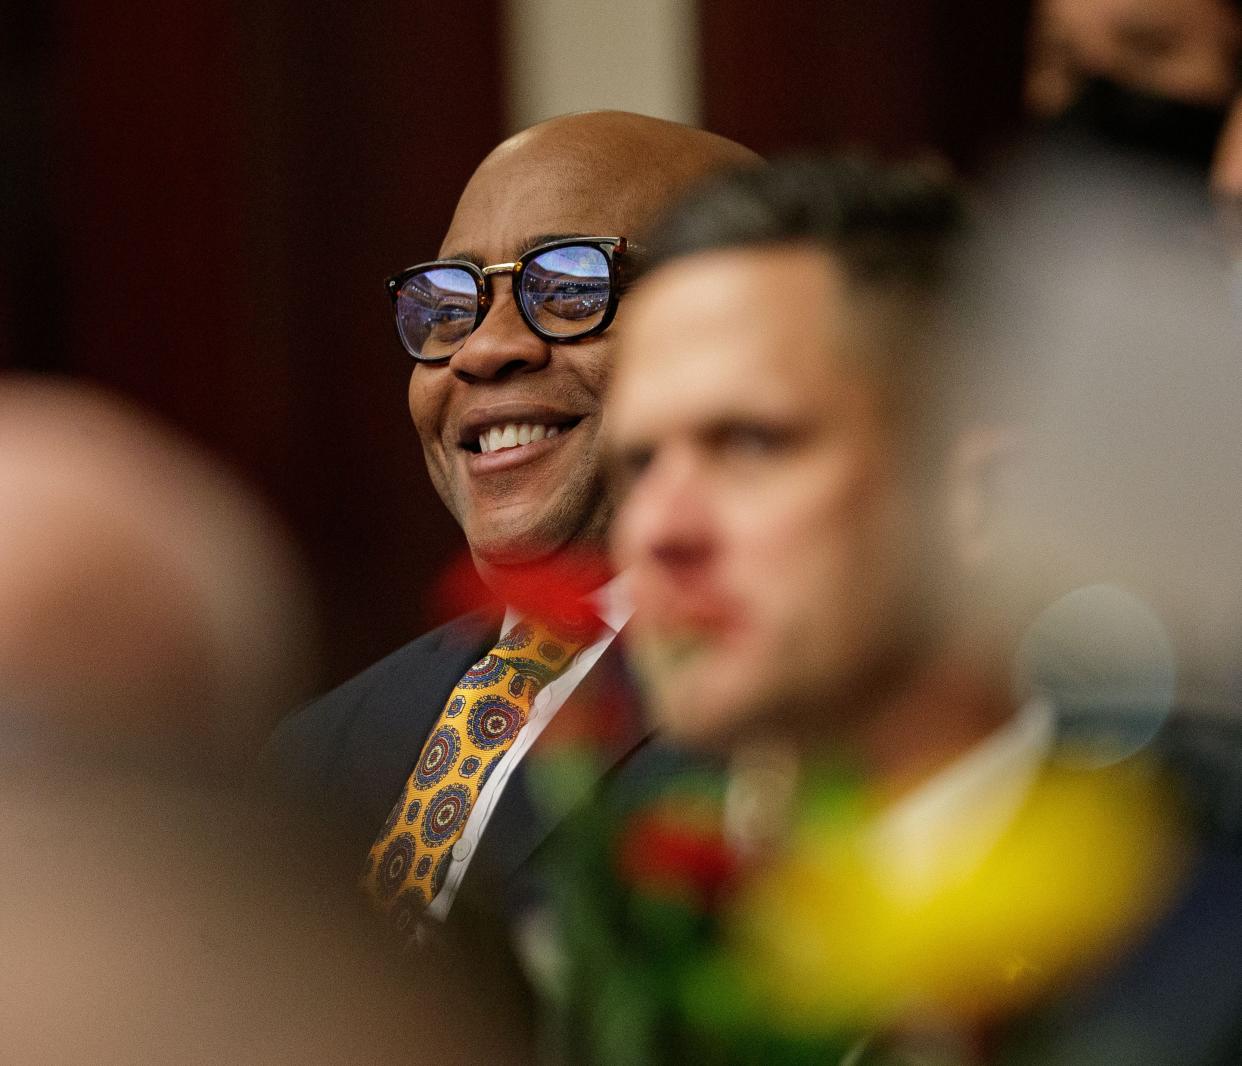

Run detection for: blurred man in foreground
[[612, 158, 1009, 796], [0, 375, 312, 762], [0, 376, 516, 1062], [592, 158, 1242, 1064]]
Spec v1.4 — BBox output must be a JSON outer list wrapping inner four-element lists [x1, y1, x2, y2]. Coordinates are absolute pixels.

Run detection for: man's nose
[[618, 448, 714, 575], [448, 281, 551, 382]]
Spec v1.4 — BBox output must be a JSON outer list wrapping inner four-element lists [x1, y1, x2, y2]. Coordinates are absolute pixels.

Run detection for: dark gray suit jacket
[[262, 609, 664, 929], [994, 712, 1242, 1066]]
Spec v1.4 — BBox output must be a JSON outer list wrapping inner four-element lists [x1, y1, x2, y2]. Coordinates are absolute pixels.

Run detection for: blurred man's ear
[[946, 425, 1021, 573], [1211, 96, 1242, 199]]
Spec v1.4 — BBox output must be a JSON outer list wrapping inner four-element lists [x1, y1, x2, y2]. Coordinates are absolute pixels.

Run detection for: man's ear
[[1210, 95, 1242, 201], [946, 425, 1021, 572]]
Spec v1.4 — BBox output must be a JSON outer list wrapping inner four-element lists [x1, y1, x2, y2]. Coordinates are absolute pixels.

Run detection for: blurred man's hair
[[644, 154, 964, 288], [640, 154, 972, 444]]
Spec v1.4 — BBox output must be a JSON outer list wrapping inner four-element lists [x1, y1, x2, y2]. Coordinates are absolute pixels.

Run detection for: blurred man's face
[[408, 149, 626, 575], [610, 246, 951, 747], [1026, 0, 1242, 116]]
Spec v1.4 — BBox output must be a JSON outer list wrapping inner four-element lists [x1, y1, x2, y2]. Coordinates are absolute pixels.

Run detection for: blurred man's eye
[[610, 445, 654, 491], [709, 421, 799, 458], [1115, 21, 1179, 63]]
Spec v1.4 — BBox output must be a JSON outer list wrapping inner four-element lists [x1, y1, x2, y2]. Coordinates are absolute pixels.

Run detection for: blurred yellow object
[[731, 762, 1187, 1032]]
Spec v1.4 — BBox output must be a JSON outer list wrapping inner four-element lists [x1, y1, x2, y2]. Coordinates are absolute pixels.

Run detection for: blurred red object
[[617, 807, 741, 910], [431, 547, 612, 630]]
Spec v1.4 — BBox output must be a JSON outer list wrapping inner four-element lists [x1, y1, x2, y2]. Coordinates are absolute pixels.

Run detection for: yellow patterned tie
[[362, 615, 588, 926]]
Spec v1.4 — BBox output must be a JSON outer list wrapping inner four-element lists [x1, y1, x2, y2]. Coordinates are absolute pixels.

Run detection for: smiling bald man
[[406, 113, 756, 576], [264, 112, 758, 948]]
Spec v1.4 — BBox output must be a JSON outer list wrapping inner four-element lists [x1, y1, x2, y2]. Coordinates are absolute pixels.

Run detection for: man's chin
[[634, 639, 764, 750], [463, 512, 569, 570], [463, 497, 611, 574]]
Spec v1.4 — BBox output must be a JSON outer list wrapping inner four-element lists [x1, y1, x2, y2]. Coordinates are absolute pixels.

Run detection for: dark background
[[0, 2, 1029, 691]]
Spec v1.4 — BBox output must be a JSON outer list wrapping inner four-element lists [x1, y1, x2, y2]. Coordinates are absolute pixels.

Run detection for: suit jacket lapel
[[342, 610, 500, 844]]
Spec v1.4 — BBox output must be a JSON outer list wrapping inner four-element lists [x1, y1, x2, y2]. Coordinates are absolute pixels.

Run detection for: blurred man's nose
[[449, 282, 551, 382], [620, 446, 714, 576]]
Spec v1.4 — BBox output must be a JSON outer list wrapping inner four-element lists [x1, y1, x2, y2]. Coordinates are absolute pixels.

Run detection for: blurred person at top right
[[1025, 0, 1242, 196]]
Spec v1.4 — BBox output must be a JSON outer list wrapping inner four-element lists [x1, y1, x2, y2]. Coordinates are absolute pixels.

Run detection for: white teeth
[[475, 421, 566, 454]]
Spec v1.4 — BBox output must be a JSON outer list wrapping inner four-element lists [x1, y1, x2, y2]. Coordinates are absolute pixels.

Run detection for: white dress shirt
[[841, 700, 1056, 1066], [866, 698, 1057, 898], [424, 574, 634, 922]]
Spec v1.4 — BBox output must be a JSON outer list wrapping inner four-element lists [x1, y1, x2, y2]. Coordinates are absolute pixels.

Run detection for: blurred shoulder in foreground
[[0, 375, 527, 1062]]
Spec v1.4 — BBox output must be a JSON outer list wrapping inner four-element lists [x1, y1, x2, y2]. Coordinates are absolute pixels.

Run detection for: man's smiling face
[[408, 153, 624, 578], [406, 114, 760, 584]]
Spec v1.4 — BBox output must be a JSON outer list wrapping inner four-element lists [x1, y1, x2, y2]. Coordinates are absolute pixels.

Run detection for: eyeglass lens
[[395, 267, 478, 360], [519, 245, 611, 337], [394, 244, 613, 360]]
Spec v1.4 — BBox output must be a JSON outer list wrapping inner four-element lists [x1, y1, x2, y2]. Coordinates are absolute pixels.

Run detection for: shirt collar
[[866, 698, 1057, 896]]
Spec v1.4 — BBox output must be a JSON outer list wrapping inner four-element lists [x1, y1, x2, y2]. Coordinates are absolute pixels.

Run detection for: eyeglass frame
[[384, 235, 635, 362]]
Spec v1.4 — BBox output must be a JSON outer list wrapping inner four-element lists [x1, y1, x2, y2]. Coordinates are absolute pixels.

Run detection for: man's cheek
[[419, 440, 455, 509], [407, 377, 446, 444]]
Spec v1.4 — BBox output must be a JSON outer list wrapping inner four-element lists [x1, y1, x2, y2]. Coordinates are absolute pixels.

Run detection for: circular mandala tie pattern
[[475, 753, 504, 793], [415, 727, 460, 788], [467, 696, 526, 750], [431, 850, 454, 897], [495, 621, 534, 650], [376, 834, 415, 901], [421, 784, 472, 848], [507, 657, 554, 684], [458, 654, 507, 689]]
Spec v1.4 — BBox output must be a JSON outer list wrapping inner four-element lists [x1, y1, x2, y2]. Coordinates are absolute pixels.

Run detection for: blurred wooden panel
[[31, 2, 506, 688], [1, 3, 62, 372], [699, 0, 1031, 169]]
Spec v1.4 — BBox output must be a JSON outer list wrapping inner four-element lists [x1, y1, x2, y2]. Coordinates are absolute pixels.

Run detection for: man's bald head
[[409, 113, 759, 585], [446, 111, 762, 249]]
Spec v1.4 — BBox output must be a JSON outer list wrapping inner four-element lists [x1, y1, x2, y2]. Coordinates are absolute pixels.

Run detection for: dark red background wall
[[700, 0, 1029, 165], [0, 2, 1027, 691]]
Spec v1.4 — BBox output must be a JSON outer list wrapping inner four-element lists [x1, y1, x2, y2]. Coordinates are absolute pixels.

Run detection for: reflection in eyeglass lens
[[398, 267, 478, 358], [521, 246, 611, 335]]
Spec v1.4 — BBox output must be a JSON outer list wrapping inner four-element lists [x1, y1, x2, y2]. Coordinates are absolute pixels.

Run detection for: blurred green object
[[535, 746, 870, 1064]]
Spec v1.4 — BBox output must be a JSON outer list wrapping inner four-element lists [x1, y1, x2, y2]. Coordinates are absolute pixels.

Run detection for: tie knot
[[493, 614, 594, 673]]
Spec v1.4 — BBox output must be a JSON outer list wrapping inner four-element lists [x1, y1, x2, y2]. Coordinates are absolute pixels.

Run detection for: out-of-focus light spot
[[725, 762, 1186, 1032], [1017, 583, 1177, 764]]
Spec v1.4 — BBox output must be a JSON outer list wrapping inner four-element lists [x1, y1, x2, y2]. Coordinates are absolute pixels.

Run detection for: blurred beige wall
[[504, 0, 701, 132]]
